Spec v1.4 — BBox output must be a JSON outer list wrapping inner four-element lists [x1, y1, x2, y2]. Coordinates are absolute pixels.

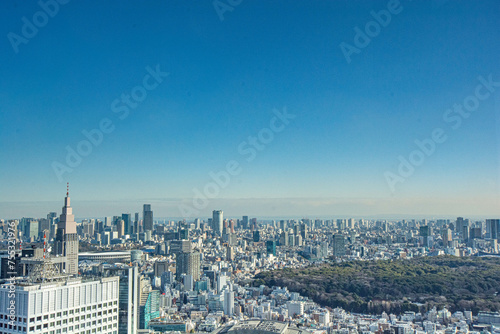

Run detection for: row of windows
[[28, 322, 118, 332], [1, 317, 118, 330], [26, 301, 118, 323], [0, 315, 26, 323], [0, 309, 117, 326], [0, 327, 118, 334], [27, 307, 118, 324]]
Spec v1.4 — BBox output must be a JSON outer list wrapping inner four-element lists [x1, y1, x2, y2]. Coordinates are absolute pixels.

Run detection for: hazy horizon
[[1, 196, 499, 221]]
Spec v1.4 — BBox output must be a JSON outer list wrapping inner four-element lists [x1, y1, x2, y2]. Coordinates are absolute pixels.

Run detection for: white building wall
[[0, 277, 119, 334]]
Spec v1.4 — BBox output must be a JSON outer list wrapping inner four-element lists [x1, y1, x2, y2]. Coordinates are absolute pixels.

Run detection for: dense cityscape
[[0, 192, 499, 334], [2, 1, 500, 334]]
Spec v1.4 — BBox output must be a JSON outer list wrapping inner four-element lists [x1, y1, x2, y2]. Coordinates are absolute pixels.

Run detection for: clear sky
[[1, 0, 499, 219]]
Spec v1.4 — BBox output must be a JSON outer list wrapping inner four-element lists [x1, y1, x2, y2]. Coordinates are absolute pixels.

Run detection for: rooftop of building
[[214, 320, 309, 334], [79, 251, 131, 256]]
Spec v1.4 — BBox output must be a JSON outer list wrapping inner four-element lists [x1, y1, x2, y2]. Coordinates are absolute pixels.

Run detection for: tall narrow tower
[[143, 204, 153, 233], [212, 210, 223, 236], [54, 183, 79, 275]]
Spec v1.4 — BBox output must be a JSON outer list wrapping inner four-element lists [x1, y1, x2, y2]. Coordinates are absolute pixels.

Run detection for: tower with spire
[[54, 183, 79, 275]]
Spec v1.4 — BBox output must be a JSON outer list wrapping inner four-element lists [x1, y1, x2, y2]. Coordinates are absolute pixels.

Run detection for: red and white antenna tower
[[43, 233, 47, 259]]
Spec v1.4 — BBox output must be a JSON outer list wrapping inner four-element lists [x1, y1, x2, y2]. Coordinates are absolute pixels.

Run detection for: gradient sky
[[1, 0, 499, 219]]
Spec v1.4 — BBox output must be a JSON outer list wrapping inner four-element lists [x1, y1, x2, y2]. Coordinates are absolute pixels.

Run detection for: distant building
[[176, 251, 200, 281], [143, 204, 153, 233], [224, 289, 234, 316], [419, 225, 431, 247], [122, 213, 132, 235], [287, 301, 304, 317], [227, 246, 235, 261], [478, 311, 500, 325], [170, 240, 191, 254], [253, 230, 260, 242], [332, 234, 345, 257], [486, 219, 499, 240], [442, 228, 452, 246], [242, 216, 249, 230], [212, 210, 223, 235], [266, 240, 276, 256]]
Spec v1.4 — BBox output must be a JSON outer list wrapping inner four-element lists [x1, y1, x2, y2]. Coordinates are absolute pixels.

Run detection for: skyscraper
[[242, 216, 249, 230], [487, 219, 499, 240], [420, 225, 431, 247], [224, 289, 234, 316], [176, 251, 200, 281], [54, 186, 79, 275], [456, 217, 465, 236], [332, 234, 345, 257], [212, 210, 223, 235], [122, 213, 132, 235], [101, 264, 140, 334], [442, 228, 452, 247], [266, 240, 276, 256], [133, 212, 139, 233], [143, 204, 153, 233]]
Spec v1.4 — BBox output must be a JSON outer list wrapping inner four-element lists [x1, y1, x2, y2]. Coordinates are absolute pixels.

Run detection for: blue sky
[[1, 0, 499, 219]]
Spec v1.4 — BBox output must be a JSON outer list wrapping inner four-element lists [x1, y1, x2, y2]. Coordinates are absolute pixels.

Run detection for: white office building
[[0, 276, 119, 334], [223, 289, 234, 317]]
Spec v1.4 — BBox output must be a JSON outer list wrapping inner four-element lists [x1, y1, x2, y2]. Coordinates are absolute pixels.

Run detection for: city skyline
[[1, 193, 500, 221], [1, 1, 500, 218]]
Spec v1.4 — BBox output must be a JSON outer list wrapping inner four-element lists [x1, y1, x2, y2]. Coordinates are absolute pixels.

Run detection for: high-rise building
[[176, 251, 200, 281], [223, 289, 234, 316], [170, 240, 191, 254], [154, 261, 168, 278], [139, 278, 160, 329], [456, 217, 465, 236], [266, 240, 276, 256], [332, 234, 345, 257], [134, 212, 140, 235], [212, 210, 223, 235], [101, 264, 140, 334], [419, 225, 431, 247], [487, 219, 499, 240], [442, 228, 452, 246], [122, 213, 132, 235], [463, 225, 470, 243], [280, 231, 289, 246], [253, 230, 260, 242], [54, 188, 79, 275], [242, 216, 249, 230], [26, 220, 39, 241], [471, 227, 482, 239], [143, 204, 153, 233], [227, 246, 235, 261], [117, 220, 125, 238], [0, 276, 119, 334]]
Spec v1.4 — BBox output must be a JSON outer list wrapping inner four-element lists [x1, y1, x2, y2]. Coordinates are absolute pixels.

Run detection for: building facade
[[0, 276, 119, 334]]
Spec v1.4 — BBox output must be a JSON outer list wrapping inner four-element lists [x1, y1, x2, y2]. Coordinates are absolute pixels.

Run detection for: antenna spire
[[66, 182, 69, 197]]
